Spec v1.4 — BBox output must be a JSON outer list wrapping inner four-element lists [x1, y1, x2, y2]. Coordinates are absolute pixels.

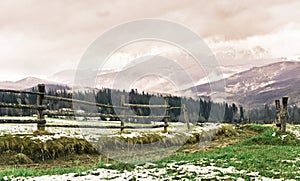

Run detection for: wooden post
[[37, 84, 46, 130], [281, 97, 288, 132], [163, 98, 169, 133], [120, 95, 125, 132], [183, 104, 190, 130], [275, 99, 281, 128]]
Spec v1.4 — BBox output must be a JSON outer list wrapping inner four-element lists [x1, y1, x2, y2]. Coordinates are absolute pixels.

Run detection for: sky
[[0, 0, 300, 81]]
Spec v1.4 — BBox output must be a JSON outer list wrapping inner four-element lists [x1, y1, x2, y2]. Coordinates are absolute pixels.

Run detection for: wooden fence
[[0, 84, 190, 132], [274, 97, 288, 132]]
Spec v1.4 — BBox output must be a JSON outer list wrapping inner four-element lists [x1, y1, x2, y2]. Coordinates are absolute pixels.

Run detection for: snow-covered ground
[[287, 125, 300, 139], [0, 117, 220, 142], [5, 160, 297, 181]]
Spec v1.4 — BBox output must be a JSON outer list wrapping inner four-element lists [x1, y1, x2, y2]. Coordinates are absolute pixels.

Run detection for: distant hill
[[0, 76, 70, 92], [185, 61, 300, 106]]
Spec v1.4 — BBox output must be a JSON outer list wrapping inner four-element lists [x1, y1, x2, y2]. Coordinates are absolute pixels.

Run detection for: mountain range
[[0, 60, 299, 107], [185, 61, 300, 107]]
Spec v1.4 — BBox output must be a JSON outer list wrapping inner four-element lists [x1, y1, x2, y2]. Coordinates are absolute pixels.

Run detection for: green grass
[[154, 144, 300, 179], [153, 125, 300, 179], [241, 126, 300, 146], [0, 167, 87, 180], [0, 159, 137, 180], [1, 124, 300, 180]]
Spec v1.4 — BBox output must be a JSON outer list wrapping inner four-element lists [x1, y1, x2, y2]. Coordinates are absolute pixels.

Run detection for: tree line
[[0, 87, 300, 124]]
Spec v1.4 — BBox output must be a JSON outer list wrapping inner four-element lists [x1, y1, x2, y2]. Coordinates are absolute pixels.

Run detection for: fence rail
[[44, 95, 126, 109], [0, 102, 46, 110], [122, 103, 168, 108], [0, 84, 189, 132], [45, 124, 166, 129], [0, 89, 44, 95], [0, 119, 44, 124]]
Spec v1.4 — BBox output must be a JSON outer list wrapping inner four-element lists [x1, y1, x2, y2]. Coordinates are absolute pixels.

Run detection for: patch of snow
[[287, 127, 300, 139], [10, 161, 293, 181], [280, 135, 288, 140], [118, 132, 142, 138]]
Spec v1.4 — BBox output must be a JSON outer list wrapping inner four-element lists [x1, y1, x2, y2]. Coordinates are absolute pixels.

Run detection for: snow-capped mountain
[[48, 62, 249, 95], [2, 59, 299, 107], [185, 61, 300, 106]]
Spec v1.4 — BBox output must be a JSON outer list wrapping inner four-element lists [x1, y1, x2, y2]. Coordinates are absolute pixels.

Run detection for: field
[[0, 117, 300, 180]]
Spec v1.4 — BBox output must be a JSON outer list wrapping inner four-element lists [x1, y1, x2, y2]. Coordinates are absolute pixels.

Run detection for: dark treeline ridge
[[247, 104, 300, 124], [0, 87, 300, 124]]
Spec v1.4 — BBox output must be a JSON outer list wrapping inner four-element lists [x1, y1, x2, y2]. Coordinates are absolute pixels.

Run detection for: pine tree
[[239, 105, 244, 122], [232, 103, 238, 122]]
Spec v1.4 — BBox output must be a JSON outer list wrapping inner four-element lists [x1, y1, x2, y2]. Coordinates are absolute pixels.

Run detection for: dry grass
[[180, 124, 262, 153], [32, 130, 55, 136], [10, 153, 34, 164], [0, 134, 98, 165]]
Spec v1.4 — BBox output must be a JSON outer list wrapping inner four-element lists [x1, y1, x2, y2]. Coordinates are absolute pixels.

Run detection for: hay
[[185, 133, 202, 144], [10, 153, 34, 164], [0, 135, 98, 164], [33, 130, 55, 136], [215, 125, 238, 137]]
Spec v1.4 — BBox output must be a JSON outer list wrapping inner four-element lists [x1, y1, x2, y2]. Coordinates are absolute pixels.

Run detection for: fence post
[[183, 104, 190, 130], [120, 95, 125, 132], [281, 97, 288, 132], [164, 98, 169, 133], [275, 99, 281, 128], [37, 84, 46, 130]]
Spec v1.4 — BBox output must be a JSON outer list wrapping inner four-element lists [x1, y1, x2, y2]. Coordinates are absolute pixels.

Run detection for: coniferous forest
[[0, 87, 300, 124]]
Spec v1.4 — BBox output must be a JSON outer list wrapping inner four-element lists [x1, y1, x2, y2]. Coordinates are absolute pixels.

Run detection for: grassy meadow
[[0, 123, 299, 180]]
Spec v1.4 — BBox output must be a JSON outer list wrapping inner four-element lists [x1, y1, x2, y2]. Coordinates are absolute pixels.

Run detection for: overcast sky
[[0, 0, 299, 81]]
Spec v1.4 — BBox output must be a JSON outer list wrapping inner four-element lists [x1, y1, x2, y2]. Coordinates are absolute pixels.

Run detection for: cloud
[[0, 0, 299, 81], [206, 22, 300, 65], [161, 0, 300, 39]]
